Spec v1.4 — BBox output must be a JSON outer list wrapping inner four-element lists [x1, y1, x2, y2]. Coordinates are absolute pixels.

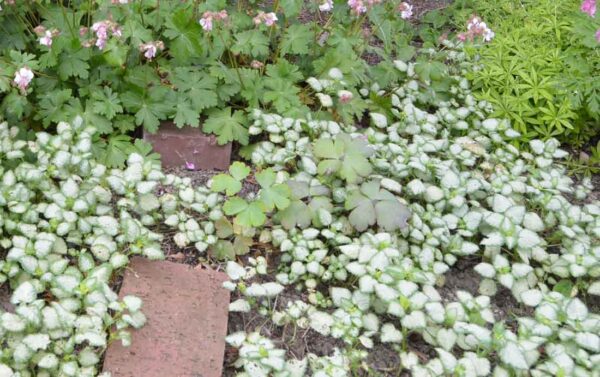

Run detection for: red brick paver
[[103, 257, 230, 377], [143, 122, 232, 170]]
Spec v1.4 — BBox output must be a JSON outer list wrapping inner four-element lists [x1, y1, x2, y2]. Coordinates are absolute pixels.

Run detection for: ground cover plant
[[450, 0, 600, 148], [0, 1, 599, 377], [0, 0, 419, 167], [1, 36, 599, 376]]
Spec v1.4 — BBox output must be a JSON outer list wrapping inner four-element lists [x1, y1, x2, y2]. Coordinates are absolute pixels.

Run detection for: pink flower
[[199, 10, 228, 32], [264, 12, 278, 26], [338, 90, 353, 104], [185, 161, 196, 170], [14, 67, 34, 92], [398, 2, 413, 19], [200, 15, 213, 31], [39, 30, 53, 47], [596, 28, 600, 42], [458, 15, 494, 43], [319, 0, 333, 12], [581, 0, 596, 17], [250, 60, 264, 69], [253, 11, 278, 26], [139, 41, 164, 60], [112, 0, 129, 3], [348, 0, 367, 15], [91, 20, 122, 50]]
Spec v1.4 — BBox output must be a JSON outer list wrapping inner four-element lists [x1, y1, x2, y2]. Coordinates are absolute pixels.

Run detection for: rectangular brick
[[143, 122, 232, 170], [103, 258, 230, 377]]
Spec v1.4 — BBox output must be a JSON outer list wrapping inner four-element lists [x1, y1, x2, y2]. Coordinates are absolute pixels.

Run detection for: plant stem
[[218, 32, 246, 90]]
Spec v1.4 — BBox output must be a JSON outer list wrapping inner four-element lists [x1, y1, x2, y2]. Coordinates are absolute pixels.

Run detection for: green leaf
[[212, 175, 242, 196], [256, 169, 291, 211], [276, 200, 312, 229], [229, 162, 251, 181], [36, 89, 72, 127], [172, 67, 218, 111], [164, 9, 204, 63], [223, 198, 267, 228], [232, 30, 270, 58], [173, 98, 199, 128], [97, 135, 136, 168], [280, 24, 313, 55], [58, 48, 90, 80], [313, 134, 373, 183], [280, 0, 303, 17], [121, 87, 172, 133], [91, 87, 123, 120], [133, 139, 161, 164], [345, 180, 411, 232], [135, 106, 160, 133], [223, 197, 249, 216], [210, 64, 242, 101], [203, 107, 248, 145], [553, 279, 574, 298], [210, 240, 235, 260], [265, 60, 303, 83], [236, 202, 267, 228], [263, 78, 302, 114]]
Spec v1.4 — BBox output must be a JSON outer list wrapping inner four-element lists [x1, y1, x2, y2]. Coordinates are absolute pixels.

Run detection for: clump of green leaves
[[210, 162, 291, 228], [0, 0, 416, 166], [313, 133, 374, 183], [458, 0, 600, 147]]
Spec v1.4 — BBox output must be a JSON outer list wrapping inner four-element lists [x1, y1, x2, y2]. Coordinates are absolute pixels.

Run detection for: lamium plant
[[0, 2, 599, 376]]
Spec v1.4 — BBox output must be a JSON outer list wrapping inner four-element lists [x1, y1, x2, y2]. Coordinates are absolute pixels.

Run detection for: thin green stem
[[58, 1, 76, 37], [218, 32, 246, 90]]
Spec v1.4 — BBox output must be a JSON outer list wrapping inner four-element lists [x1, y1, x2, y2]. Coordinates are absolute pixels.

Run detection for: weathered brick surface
[[143, 122, 232, 170], [103, 257, 230, 377]]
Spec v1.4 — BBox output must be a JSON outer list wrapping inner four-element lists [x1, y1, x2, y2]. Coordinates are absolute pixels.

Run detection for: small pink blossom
[[111, 0, 129, 3], [254, 11, 278, 26], [185, 161, 196, 170], [199, 10, 228, 32], [14, 67, 34, 92], [250, 60, 264, 69], [398, 2, 413, 19], [39, 30, 53, 47], [200, 15, 213, 31], [91, 20, 122, 50], [338, 90, 353, 104], [348, 0, 367, 15], [139, 41, 164, 60], [581, 0, 596, 17], [319, 0, 334, 12], [34, 26, 58, 48], [458, 15, 494, 43], [596, 28, 600, 42]]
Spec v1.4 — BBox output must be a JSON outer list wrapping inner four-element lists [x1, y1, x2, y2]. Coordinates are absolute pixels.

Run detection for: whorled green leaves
[[345, 180, 411, 232], [313, 133, 374, 183]]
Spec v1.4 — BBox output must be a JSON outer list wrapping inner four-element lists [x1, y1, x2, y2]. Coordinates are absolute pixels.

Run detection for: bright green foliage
[[313, 134, 374, 183], [203, 107, 249, 145], [210, 162, 291, 229], [255, 169, 291, 211], [211, 161, 251, 196], [455, 0, 600, 147]]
